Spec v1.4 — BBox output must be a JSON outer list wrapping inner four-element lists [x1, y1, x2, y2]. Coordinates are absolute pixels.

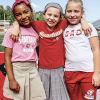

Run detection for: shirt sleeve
[[60, 19, 68, 30], [31, 21, 42, 33], [2, 28, 14, 48], [88, 23, 98, 38]]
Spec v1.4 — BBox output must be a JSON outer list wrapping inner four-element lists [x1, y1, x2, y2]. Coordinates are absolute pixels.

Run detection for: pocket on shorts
[[64, 71, 74, 82]]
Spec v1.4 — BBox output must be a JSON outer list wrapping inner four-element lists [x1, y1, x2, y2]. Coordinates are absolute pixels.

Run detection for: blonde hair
[[66, 0, 84, 11]]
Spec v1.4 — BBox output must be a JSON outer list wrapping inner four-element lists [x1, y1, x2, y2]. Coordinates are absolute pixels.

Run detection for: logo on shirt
[[53, 36, 59, 41], [65, 29, 81, 39], [39, 29, 63, 39], [26, 44, 30, 48], [84, 89, 94, 99], [18, 36, 36, 52]]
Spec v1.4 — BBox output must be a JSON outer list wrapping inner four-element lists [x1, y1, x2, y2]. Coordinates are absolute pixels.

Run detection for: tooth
[[49, 19, 51, 21]]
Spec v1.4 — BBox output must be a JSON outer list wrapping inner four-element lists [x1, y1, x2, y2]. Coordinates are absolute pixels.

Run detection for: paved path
[[97, 89, 100, 100]]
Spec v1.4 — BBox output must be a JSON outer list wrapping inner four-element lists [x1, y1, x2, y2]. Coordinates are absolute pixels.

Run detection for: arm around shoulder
[[10, 21, 21, 41], [81, 18, 92, 35]]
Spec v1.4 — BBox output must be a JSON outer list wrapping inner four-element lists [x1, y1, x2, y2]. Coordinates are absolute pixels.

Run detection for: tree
[[0, 5, 6, 20], [62, 13, 66, 19], [0, 5, 66, 26], [0, 5, 4, 9], [0, 5, 15, 25], [33, 11, 45, 21], [5, 6, 15, 25]]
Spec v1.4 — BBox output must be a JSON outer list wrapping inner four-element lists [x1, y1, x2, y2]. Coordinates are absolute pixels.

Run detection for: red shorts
[[64, 71, 97, 100]]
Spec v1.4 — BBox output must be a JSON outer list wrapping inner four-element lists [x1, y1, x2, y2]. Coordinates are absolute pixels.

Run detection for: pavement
[[97, 89, 100, 100]]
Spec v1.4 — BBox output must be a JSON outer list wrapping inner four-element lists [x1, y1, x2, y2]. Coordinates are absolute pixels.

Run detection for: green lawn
[[0, 34, 5, 52], [0, 32, 100, 52]]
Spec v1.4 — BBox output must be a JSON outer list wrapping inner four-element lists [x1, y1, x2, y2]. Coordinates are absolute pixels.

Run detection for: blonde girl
[[63, 0, 100, 100]]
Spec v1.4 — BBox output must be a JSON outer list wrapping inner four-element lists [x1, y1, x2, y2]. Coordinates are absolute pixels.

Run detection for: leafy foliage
[[0, 5, 66, 25], [0, 5, 16, 25], [32, 11, 45, 21]]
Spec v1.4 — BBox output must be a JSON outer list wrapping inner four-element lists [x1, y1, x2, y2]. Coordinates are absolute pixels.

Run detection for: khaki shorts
[[3, 62, 46, 100]]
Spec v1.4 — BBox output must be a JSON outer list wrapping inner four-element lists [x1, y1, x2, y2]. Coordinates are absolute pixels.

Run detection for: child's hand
[[9, 21, 21, 42], [9, 31, 21, 42], [80, 17, 92, 36], [92, 73, 100, 87], [80, 24, 92, 36], [9, 79, 20, 93]]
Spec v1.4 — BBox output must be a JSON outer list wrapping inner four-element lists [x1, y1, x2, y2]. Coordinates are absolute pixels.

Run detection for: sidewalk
[[97, 89, 100, 100]]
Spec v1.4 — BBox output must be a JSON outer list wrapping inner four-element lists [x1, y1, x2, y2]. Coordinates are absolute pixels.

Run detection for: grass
[[0, 33, 5, 52], [0, 32, 100, 52]]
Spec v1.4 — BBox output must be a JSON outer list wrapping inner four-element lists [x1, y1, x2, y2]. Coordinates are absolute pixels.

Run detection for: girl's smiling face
[[14, 3, 33, 28], [43, 7, 61, 31], [65, 1, 84, 25]]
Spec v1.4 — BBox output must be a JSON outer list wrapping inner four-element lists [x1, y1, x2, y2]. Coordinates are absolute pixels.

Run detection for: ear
[[31, 9, 33, 14], [58, 17, 62, 22], [31, 11, 33, 16], [81, 10, 84, 17], [60, 17, 62, 21]]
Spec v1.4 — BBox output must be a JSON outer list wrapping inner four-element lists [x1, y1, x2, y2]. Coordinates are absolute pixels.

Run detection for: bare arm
[[81, 18, 92, 36], [5, 47, 20, 92], [89, 36, 100, 86], [5, 47, 14, 81], [9, 21, 21, 41]]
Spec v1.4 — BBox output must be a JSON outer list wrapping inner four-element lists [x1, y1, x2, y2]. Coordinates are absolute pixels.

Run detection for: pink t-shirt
[[2, 27, 39, 62]]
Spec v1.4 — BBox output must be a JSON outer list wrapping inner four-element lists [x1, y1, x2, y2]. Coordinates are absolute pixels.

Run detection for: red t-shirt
[[32, 19, 68, 69]]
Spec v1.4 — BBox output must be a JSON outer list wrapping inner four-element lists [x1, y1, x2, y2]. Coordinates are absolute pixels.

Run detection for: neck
[[20, 23, 32, 28], [46, 25, 54, 31]]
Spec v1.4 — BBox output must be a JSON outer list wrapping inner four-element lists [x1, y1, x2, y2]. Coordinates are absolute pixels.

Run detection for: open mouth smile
[[48, 19, 55, 24]]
